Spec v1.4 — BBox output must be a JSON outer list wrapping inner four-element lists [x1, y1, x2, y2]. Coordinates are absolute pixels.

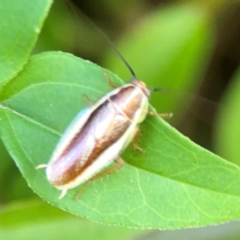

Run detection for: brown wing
[[49, 99, 130, 186]]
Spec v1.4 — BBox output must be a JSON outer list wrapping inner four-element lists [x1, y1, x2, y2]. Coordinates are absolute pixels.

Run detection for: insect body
[[37, 6, 171, 199], [37, 78, 155, 199]]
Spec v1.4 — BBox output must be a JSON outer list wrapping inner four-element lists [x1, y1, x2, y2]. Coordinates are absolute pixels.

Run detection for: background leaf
[[103, 4, 214, 117], [0, 0, 52, 87], [0, 140, 34, 202], [0, 200, 140, 240], [214, 67, 240, 166]]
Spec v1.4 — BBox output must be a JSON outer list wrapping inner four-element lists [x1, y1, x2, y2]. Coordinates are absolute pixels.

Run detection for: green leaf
[[0, 0, 52, 87], [0, 139, 34, 202], [214, 67, 240, 166], [1, 52, 240, 229], [0, 139, 13, 201], [0, 200, 140, 240], [0, 199, 69, 228]]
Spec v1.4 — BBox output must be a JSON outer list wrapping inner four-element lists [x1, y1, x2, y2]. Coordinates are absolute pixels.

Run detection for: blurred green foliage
[[1, 0, 240, 239], [215, 67, 240, 166]]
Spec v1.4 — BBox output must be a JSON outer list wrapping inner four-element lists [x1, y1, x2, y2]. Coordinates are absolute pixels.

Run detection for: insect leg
[[148, 111, 173, 119], [93, 157, 124, 179], [131, 129, 145, 153], [82, 94, 92, 106], [103, 71, 117, 89], [59, 189, 67, 200], [35, 164, 48, 169], [74, 157, 124, 199]]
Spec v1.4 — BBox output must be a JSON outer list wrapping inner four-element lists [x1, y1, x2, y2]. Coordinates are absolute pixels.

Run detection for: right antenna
[[67, 1, 137, 79]]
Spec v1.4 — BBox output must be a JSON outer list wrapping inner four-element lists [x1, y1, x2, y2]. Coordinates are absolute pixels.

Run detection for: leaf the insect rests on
[[0, 52, 240, 229]]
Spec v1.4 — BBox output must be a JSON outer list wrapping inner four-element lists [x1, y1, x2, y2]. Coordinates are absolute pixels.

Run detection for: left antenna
[[66, 0, 137, 79]]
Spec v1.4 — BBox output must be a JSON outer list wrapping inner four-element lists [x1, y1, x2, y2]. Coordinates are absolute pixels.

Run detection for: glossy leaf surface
[[0, 52, 240, 229]]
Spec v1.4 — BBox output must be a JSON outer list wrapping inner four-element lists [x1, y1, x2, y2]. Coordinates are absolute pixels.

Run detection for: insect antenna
[[66, 0, 137, 80]]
